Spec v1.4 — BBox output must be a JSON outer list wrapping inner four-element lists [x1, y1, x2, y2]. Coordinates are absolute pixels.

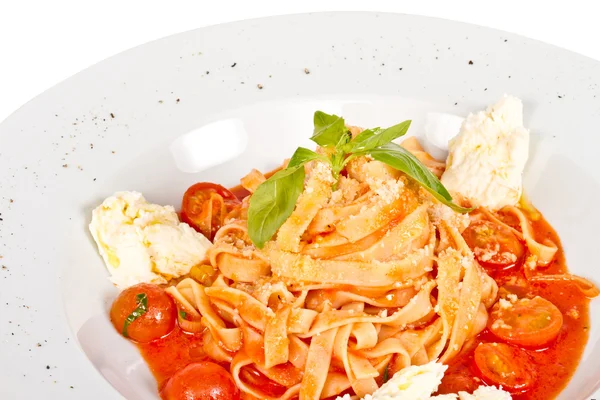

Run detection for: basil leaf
[[335, 131, 352, 150], [352, 120, 411, 152], [311, 111, 347, 147], [383, 363, 390, 383], [179, 310, 187, 320], [288, 147, 327, 168], [248, 146, 328, 248], [369, 143, 471, 213], [352, 127, 379, 144], [343, 128, 378, 153], [122, 293, 148, 337], [248, 165, 306, 248]]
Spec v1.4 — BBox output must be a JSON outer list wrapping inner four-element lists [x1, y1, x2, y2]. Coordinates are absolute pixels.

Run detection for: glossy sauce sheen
[[137, 214, 591, 400]]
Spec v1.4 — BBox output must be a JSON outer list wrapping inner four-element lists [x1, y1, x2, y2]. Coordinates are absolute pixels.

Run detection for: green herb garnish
[[179, 310, 187, 320], [247, 111, 470, 248], [122, 293, 148, 337], [383, 363, 390, 383]]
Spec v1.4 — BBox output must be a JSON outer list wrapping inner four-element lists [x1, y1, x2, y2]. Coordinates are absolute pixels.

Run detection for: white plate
[[1, 12, 599, 400]]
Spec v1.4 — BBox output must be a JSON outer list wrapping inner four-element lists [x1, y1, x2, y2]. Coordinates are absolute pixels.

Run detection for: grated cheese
[[429, 204, 470, 232], [506, 294, 518, 303], [310, 161, 336, 185], [491, 319, 512, 331], [566, 307, 580, 320], [366, 176, 404, 204], [498, 298, 513, 310]]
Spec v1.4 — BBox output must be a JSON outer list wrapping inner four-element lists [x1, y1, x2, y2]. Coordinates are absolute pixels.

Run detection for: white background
[[0, 2, 599, 399], [1, 0, 599, 123]]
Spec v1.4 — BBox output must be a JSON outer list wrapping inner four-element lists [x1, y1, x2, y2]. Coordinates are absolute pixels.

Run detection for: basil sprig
[[247, 111, 469, 248], [122, 293, 148, 337], [348, 121, 411, 153]]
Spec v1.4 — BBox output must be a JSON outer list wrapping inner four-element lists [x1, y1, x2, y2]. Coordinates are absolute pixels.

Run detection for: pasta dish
[[91, 96, 599, 400]]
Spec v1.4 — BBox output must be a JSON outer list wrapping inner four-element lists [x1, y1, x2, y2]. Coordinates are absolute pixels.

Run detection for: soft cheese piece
[[363, 361, 447, 400], [441, 95, 529, 209], [457, 386, 512, 400], [334, 361, 512, 400], [89, 191, 212, 288]]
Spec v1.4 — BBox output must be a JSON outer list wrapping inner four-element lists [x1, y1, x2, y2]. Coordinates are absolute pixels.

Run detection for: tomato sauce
[[136, 327, 204, 391], [136, 213, 592, 399], [438, 215, 592, 399]]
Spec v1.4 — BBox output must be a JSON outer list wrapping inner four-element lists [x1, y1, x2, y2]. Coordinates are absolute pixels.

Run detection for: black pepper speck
[[231, 62, 237, 68], [110, 113, 115, 119], [468, 60, 474, 65]]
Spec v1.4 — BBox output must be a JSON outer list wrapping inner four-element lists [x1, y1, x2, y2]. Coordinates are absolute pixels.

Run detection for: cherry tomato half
[[181, 182, 241, 240], [110, 283, 176, 343], [161, 362, 240, 400], [462, 220, 524, 270], [489, 296, 563, 348], [473, 343, 535, 393]]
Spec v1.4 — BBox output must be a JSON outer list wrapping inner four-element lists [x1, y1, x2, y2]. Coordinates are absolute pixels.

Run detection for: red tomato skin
[[473, 342, 535, 393], [180, 182, 240, 239], [181, 183, 240, 211], [488, 296, 564, 348], [462, 220, 524, 271], [110, 283, 176, 343], [161, 362, 240, 400]]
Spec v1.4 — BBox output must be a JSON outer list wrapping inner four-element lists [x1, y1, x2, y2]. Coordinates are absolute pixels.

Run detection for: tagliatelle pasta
[[103, 113, 599, 400], [159, 145, 503, 400]]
